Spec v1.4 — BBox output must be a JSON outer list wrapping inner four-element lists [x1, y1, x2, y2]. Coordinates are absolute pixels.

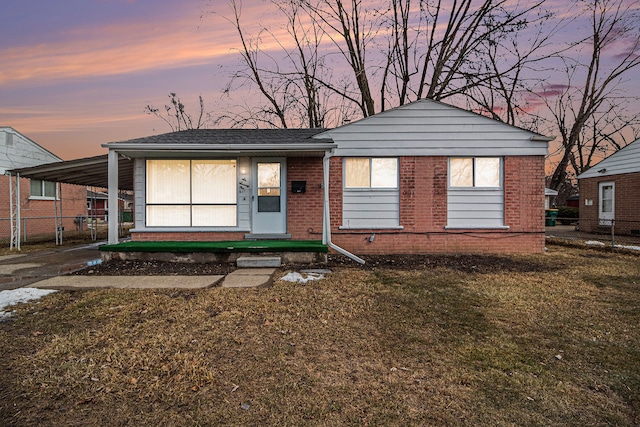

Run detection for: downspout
[[323, 150, 365, 264]]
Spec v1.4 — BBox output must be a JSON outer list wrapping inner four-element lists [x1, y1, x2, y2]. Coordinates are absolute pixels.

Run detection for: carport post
[[108, 150, 119, 244]]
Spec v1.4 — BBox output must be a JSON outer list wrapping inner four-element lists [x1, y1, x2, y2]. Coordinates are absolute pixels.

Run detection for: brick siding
[[0, 176, 87, 239], [579, 172, 640, 235], [329, 156, 545, 254]]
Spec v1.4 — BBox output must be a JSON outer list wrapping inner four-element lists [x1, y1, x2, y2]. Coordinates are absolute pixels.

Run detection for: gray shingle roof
[[108, 128, 332, 145]]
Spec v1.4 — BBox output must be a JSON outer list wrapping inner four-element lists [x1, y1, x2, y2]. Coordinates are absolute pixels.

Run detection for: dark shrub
[[558, 207, 579, 224]]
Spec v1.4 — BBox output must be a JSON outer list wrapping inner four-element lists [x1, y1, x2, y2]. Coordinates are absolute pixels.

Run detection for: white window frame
[[145, 159, 238, 228], [446, 157, 507, 229], [448, 157, 502, 189], [29, 179, 58, 200], [344, 157, 399, 189], [341, 157, 402, 230]]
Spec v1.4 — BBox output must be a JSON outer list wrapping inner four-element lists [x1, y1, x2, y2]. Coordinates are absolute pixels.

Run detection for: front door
[[252, 158, 286, 234], [598, 182, 615, 226]]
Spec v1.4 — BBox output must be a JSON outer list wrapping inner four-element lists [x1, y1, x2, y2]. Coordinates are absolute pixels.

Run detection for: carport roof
[[8, 154, 134, 191]]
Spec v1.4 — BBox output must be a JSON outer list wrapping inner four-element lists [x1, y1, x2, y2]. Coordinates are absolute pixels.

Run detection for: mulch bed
[[74, 252, 565, 276]]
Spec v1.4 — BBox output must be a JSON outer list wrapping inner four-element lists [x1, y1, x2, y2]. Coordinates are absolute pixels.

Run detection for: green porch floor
[[100, 240, 328, 253]]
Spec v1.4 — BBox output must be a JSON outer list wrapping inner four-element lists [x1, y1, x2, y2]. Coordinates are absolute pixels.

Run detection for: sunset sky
[[2, 0, 639, 161]]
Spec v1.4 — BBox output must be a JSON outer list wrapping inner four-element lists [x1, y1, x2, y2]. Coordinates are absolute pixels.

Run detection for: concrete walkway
[[35, 275, 226, 290], [221, 268, 276, 288], [0, 242, 277, 290]]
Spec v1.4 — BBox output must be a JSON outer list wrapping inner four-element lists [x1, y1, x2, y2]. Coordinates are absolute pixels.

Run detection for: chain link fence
[[546, 218, 640, 251], [0, 216, 129, 248]]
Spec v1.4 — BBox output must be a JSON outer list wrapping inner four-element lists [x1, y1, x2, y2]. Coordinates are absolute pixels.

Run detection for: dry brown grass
[[1, 244, 639, 426]]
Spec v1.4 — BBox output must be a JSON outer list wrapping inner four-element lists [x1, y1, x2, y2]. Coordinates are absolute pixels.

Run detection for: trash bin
[[545, 209, 558, 226]]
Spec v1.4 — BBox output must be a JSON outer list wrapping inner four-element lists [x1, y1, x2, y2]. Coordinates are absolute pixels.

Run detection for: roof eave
[[102, 142, 337, 151]]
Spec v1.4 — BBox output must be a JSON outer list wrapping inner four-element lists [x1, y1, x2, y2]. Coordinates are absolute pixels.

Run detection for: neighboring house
[[577, 138, 640, 236], [87, 190, 109, 220], [545, 188, 558, 210], [1, 127, 86, 243], [103, 99, 551, 254], [87, 189, 131, 221]]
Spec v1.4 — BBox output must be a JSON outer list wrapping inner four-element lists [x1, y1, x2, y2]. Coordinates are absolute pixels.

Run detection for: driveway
[[0, 242, 103, 291]]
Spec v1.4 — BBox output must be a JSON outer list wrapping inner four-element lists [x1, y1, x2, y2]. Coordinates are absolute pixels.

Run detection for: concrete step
[[236, 256, 282, 268], [221, 268, 276, 288]]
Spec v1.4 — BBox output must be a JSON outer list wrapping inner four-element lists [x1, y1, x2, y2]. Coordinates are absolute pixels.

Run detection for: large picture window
[[449, 157, 501, 188], [146, 159, 237, 227], [345, 158, 398, 188]]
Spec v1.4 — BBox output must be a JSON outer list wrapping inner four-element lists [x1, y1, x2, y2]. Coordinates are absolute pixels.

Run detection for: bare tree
[[217, 0, 358, 128], [541, 0, 640, 192], [144, 93, 212, 131]]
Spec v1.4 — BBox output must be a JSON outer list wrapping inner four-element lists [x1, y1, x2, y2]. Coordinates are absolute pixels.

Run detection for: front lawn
[[1, 244, 638, 426]]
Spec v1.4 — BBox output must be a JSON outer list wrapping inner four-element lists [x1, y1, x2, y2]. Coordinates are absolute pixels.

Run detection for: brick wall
[[580, 172, 640, 234], [287, 157, 324, 239], [0, 176, 87, 239], [329, 155, 545, 254], [130, 231, 246, 241]]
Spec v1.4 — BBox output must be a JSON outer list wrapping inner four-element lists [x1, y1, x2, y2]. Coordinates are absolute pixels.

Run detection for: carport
[[7, 154, 134, 249]]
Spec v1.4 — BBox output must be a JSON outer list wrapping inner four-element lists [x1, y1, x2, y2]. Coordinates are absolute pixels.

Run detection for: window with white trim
[[342, 157, 400, 229], [345, 158, 398, 188], [449, 157, 501, 188], [146, 159, 237, 227], [30, 179, 57, 199]]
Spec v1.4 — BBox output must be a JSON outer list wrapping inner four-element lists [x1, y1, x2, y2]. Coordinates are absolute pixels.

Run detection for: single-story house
[[577, 138, 640, 236], [1, 127, 86, 247], [87, 190, 132, 222], [87, 190, 109, 220], [545, 188, 558, 210], [103, 99, 552, 256]]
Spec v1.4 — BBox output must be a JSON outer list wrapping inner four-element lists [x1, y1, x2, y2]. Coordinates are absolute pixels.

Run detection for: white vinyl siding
[[447, 190, 504, 228], [318, 100, 549, 157], [447, 157, 505, 228], [236, 157, 251, 230], [0, 128, 62, 174], [342, 157, 400, 229]]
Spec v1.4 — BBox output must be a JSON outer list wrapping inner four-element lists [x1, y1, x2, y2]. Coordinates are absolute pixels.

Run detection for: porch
[[99, 239, 329, 265]]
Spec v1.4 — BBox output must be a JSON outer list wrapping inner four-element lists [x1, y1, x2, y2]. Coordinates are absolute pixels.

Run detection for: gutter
[[323, 151, 365, 265], [102, 142, 338, 151]]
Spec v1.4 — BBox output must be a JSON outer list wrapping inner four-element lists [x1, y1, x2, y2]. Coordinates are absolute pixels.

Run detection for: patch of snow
[[0, 288, 57, 320], [280, 271, 326, 284], [583, 240, 640, 251], [615, 244, 640, 251]]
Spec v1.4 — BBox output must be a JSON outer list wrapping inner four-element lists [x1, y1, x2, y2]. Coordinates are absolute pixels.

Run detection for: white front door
[[598, 182, 615, 226], [252, 158, 286, 234]]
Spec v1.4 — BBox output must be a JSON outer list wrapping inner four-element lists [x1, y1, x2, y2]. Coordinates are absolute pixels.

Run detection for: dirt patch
[[74, 259, 236, 276], [75, 252, 563, 276]]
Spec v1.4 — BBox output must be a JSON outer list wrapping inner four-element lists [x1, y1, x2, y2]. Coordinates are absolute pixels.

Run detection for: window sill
[[344, 188, 398, 192], [339, 225, 404, 230], [444, 226, 510, 230], [132, 227, 250, 233], [28, 196, 58, 201]]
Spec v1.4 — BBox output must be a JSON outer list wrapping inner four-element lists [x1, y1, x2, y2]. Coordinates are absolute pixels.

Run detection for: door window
[[257, 162, 281, 212]]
